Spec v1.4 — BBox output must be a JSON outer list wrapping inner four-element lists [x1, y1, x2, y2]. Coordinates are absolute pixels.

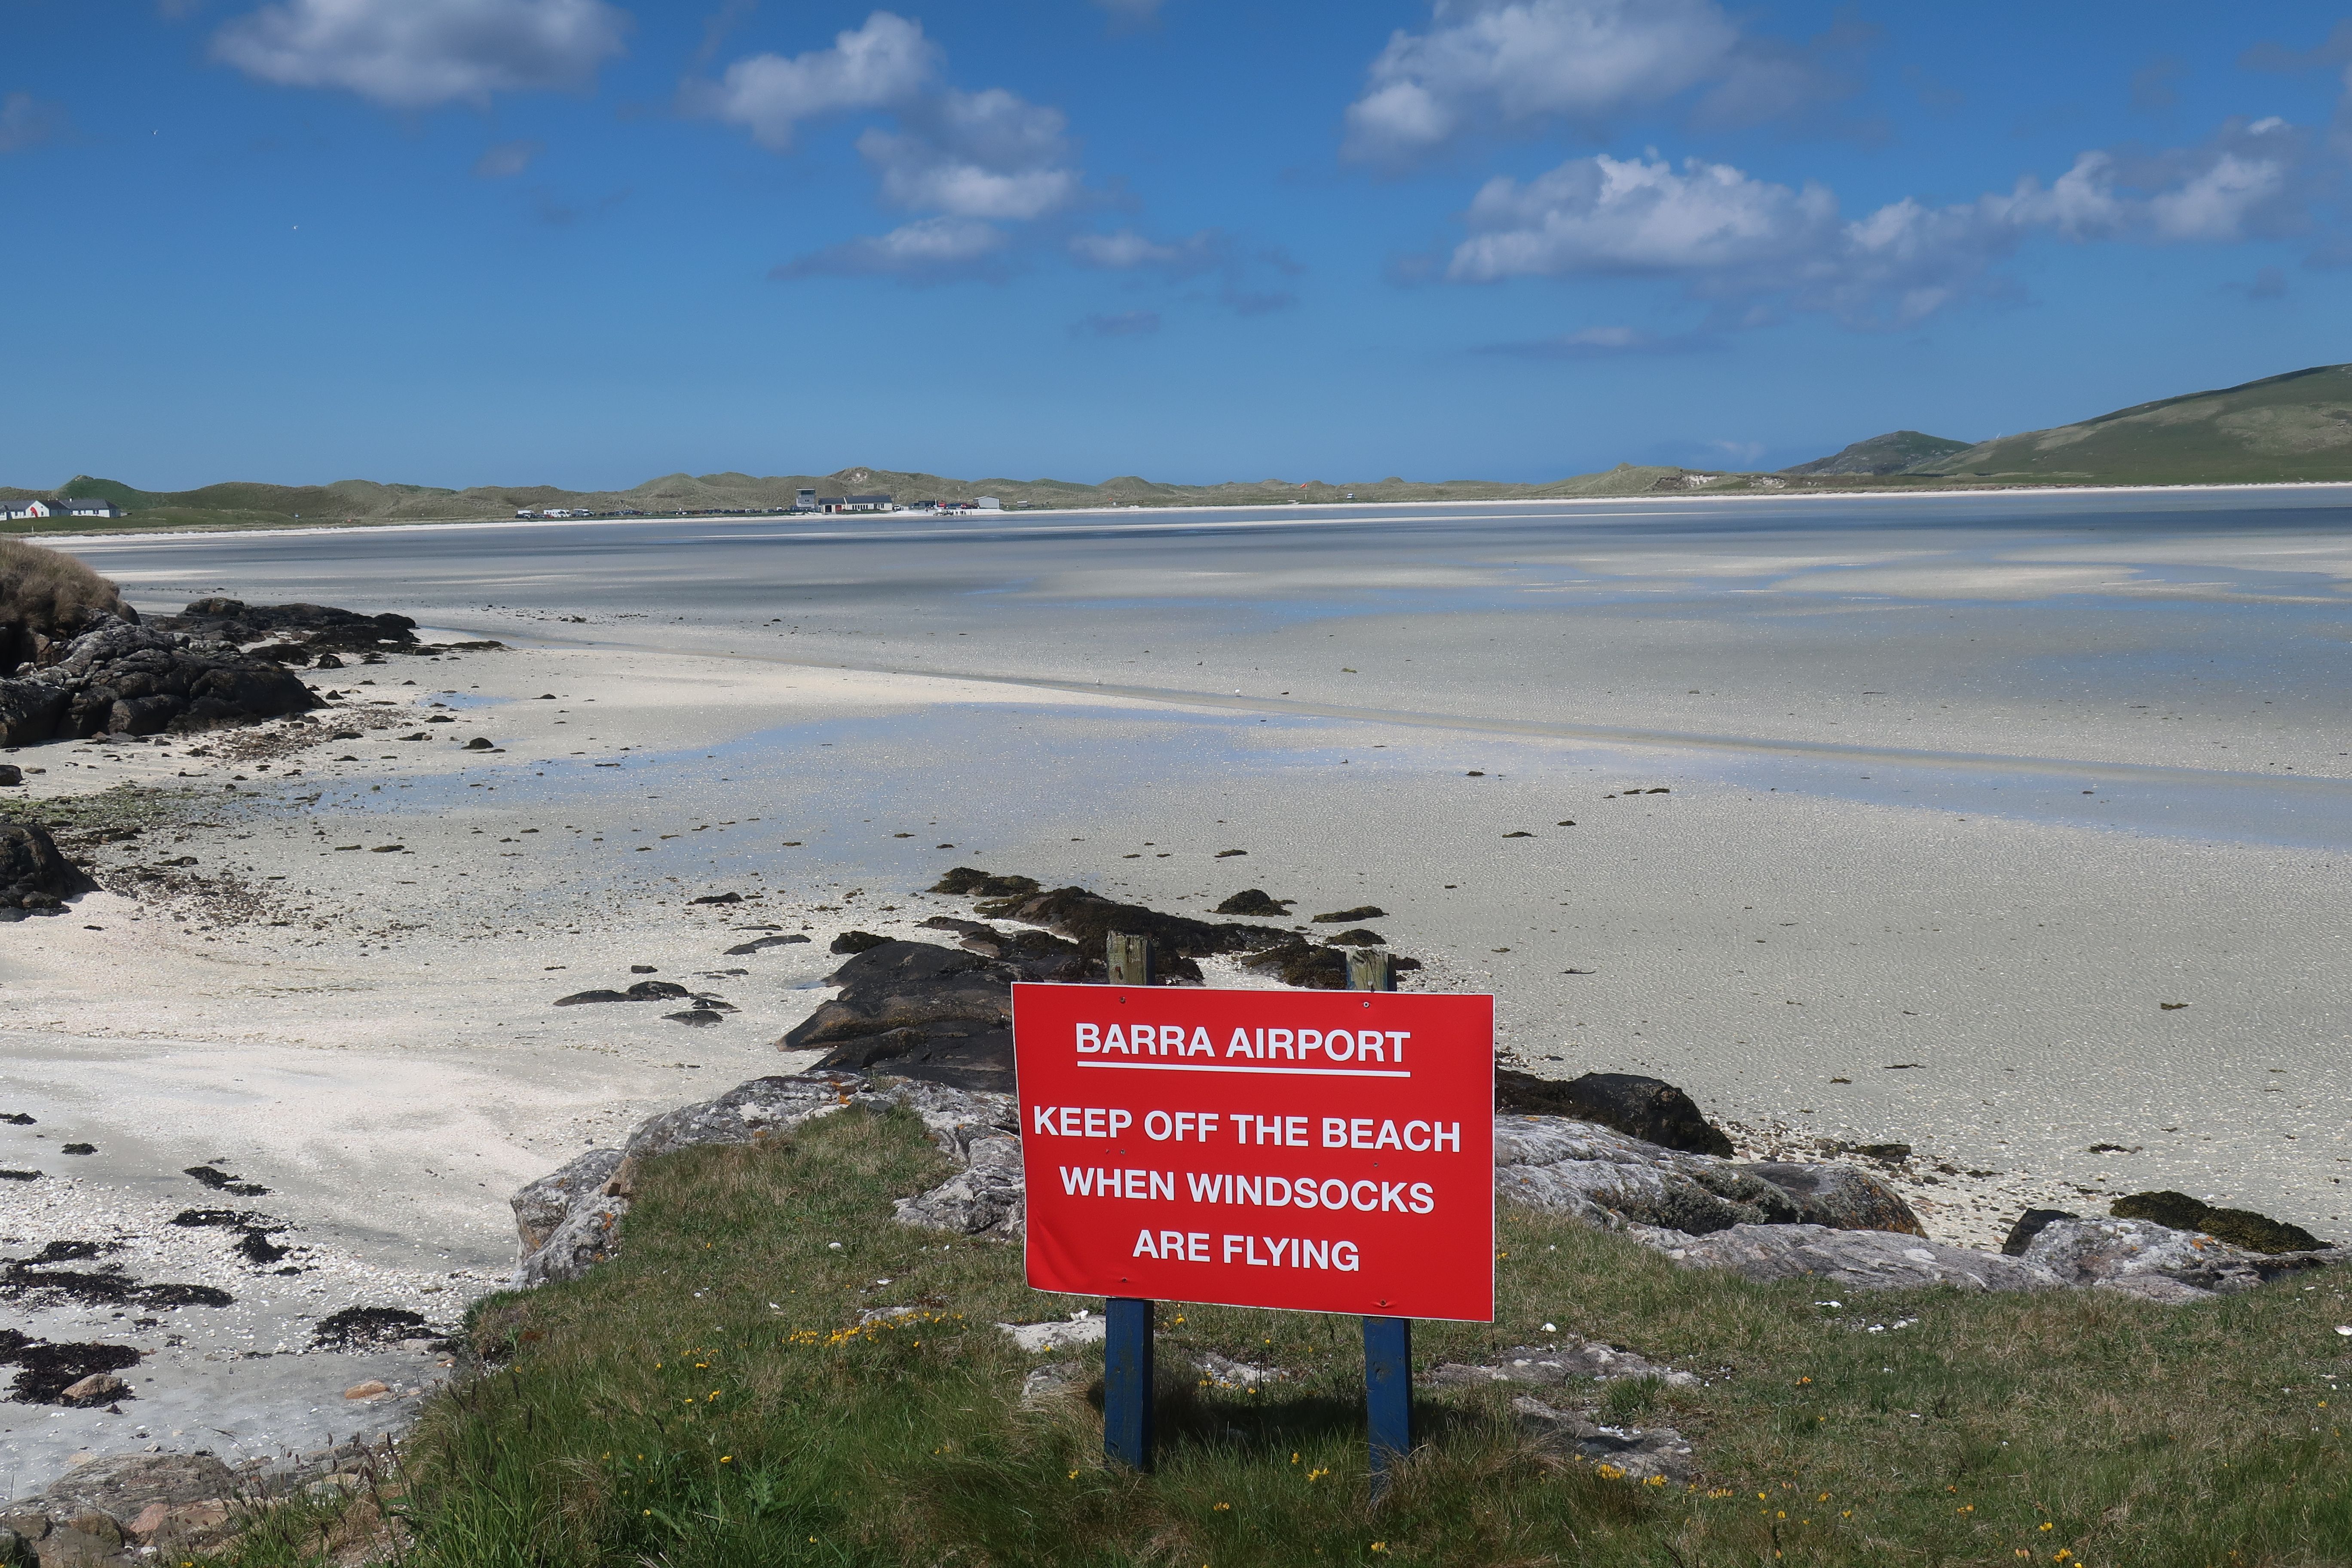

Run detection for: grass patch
[[203, 1107, 2350, 1566], [0, 536, 122, 631]]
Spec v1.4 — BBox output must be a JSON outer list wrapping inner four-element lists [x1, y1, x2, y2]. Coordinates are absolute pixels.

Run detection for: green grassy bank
[[209, 1107, 2348, 1568]]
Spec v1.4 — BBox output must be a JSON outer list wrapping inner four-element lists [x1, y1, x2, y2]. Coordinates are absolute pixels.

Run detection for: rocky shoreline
[[4, 603, 2344, 1561], [512, 865, 2343, 1304]]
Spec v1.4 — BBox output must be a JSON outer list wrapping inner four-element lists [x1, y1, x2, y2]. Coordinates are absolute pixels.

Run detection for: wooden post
[[1345, 948, 1395, 992], [1103, 1296, 1154, 1470], [1364, 1316, 1412, 1494], [1106, 932, 1154, 986]]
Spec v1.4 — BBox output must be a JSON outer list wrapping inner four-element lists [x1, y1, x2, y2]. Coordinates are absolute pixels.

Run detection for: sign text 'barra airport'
[[1013, 983, 1496, 1322]]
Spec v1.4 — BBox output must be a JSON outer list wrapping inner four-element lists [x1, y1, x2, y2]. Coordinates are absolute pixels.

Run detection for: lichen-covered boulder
[[1646, 1223, 2060, 1292], [510, 1148, 622, 1256], [1494, 1116, 1932, 1238], [2020, 1216, 2342, 1295], [1732, 1161, 1926, 1237]]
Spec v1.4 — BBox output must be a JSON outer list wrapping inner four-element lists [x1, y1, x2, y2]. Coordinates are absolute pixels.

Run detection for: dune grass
[[0, 536, 121, 632], [206, 1106, 2350, 1567]]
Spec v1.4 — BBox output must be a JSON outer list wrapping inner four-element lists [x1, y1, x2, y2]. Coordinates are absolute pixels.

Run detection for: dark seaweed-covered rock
[[928, 867, 1041, 897], [971, 884, 1289, 959], [830, 930, 891, 955], [724, 933, 810, 955], [1239, 939, 1352, 989], [626, 979, 691, 1001], [1325, 928, 1385, 946], [150, 600, 418, 655], [1494, 1070, 1733, 1158], [2109, 1190, 2323, 1255], [312, 1306, 432, 1349], [1212, 889, 1292, 916], [812, 1023, 1016, 1093], [555, 980, 690, 1006], [0, 619, 319, 744], [183, 1165, 268, 1196], [0, 819, 98, 918], [787, 941, 1011, 1055], [1311, 905, 1386, 923], [8, 1341, 142, 1405], [948, 925, 1095, 980]]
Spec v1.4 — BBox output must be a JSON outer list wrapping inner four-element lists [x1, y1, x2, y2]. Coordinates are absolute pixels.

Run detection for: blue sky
[[6, 1, 2351, 490]]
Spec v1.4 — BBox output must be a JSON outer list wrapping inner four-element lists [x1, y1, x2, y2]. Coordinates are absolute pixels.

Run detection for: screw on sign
[[1011, 979, 1495, 1485]]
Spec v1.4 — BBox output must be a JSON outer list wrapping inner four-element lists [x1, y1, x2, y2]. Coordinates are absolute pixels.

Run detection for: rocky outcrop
[[0, 819, 98, 919], [2018, 1216, 2343, 1298], [967, 877, 1292, 959], [930, 869, 1417, 990], [511, 1072, 2339, 1303], [1646, 1224, 2061, 1292], [147, 600, 419, 661], [2107, 1190, 2324, 1255], [1494, 1116, 1923, 1238], [0, 619, 318, 744], [784, 939, 1086, 1092], [510, 1149, 623, 1256], [2000, 1207, 2077, 1256], [0, 1437, 398, 1567], [1730, 1161, 1925, 1235], [1495, 1071, 1734, 1156], [513, 1072, 1020, 1286]]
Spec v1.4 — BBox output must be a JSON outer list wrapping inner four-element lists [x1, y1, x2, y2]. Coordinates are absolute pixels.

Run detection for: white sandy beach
[[6, 488, 2350, 1487]]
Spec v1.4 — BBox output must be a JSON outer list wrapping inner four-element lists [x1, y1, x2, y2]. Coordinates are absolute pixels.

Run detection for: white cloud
[[212, 0, 628, 109], [707, 12, 1087, 282], [1344, 0, 1860, 164], [1449, 154, 1838, 280], [859, 87, 1079, 219], [686, 10, 935, 151], [1442, 116, 2317, 329], [472, 137, 543, 177], [773, 215, 1007, 279]]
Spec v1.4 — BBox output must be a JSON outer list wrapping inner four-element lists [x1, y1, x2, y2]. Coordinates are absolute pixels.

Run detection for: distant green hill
[[1914, 364, 2352, 484], [16, 363, 2352, 536], [1782, 430, 1973, 477], [0, 463, 1695, 532]]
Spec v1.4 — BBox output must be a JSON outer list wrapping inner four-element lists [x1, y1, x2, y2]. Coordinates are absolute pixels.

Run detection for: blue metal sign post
[[1103, 1296, 1155, 1470], [1363, 1316, 1413, 1493]]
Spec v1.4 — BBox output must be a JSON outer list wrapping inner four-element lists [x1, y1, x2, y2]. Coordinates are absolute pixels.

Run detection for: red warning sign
[[1013, 983, 1495, 1322]]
